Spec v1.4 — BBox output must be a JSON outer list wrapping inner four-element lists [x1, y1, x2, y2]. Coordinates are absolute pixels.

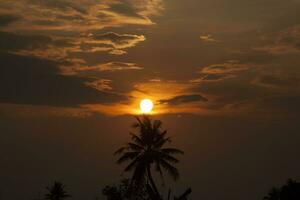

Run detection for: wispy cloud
[[158, 94, 208, 105], [200, 34, 218, 42], [79, 32, 146, 55], [61, 61, 143, 75], [0, 0, 164, 32], [85, 79, 113, 91], [254, 25, 300, 54], [194, 60, 253, 82]]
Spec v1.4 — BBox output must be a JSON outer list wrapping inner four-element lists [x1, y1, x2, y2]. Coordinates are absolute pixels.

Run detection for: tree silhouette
[[102, 178, 149, 200], [114, 116, 184, 199], [45, 181, 71, 200], [263, 179, 300, 200]]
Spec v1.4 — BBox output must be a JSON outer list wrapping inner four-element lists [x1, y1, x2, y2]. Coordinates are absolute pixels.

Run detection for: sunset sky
[[0, 0, 300, 199]]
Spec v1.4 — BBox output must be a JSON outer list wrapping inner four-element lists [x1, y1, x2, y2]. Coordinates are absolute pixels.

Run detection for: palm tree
[[114, 115, 184, 198], [45, 181, 71, 200]]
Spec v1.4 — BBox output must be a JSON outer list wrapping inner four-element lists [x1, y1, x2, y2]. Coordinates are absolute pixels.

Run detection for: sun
[[140, 99, 154, 113]]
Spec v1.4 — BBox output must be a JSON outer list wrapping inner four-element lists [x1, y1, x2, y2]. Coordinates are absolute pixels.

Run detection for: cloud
[[191, 74, 231, 82], [93, 62, 143, 72], [190, 56, 300, 115], [0, 0, 163, 32], [29, 0, 88, 14], [0, 31, 53, 51], [69, 32, 145, 55], [109, 49, 127, 55], [60, 61, 143, 75], [200, 34, 218, 42], [85, 79, 113, 91], [109, 0, 164, 18], [0, 0, 163, 116], [0, 31, 77, 60], [254, 25, 300, 55], [0, 14, 20, 26], [159, 94, 208, 105], [201, 60, 250, 74], [82, 81, 213, 116], [187, 60, 276, 112], [196, 60, 252, 82], [93, 32, 145, 48], [0, 52, 126, 107], [0, 30, 145, 65], [1, 0, 299, 118], [87, 32, 146, 54], [0, 31, 145, 58], [128, 0, 164, 17]]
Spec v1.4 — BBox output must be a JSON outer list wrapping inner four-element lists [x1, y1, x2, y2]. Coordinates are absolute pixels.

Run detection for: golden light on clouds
[[80, 80, 214, 116]]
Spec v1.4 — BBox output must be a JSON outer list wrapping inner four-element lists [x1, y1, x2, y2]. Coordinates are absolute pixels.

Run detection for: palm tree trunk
[[146, 165, 161, 200]]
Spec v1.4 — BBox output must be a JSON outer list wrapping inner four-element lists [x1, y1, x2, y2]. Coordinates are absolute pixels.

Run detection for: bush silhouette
[[45, 181, 71, 200], [263, 179, 300, 200]]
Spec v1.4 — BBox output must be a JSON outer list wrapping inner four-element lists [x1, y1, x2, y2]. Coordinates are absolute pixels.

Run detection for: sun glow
[[140, 99, 154, 113]]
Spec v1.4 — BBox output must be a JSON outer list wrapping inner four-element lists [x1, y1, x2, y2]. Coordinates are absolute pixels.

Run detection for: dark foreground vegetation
[[33, 116, 300, 200]]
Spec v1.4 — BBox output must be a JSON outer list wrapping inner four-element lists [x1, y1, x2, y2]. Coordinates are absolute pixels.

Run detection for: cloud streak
[[80, 32, 146, 55], [159, 94, 208, 105], [0, 0, 164, 32]]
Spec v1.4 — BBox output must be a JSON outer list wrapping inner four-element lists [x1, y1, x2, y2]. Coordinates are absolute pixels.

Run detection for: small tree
[[45, 181, 71, 200], [102, 178, 149, 200]]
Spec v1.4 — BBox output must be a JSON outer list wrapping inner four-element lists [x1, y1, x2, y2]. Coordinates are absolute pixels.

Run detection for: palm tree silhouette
[[45, 181, 71, 200], [114, 115, 184, 198]]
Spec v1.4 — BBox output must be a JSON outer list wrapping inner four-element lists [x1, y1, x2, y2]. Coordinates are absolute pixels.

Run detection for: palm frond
[[161, 148, 184, 155], [160, 153, 180, 163], [114, 147, 126, 155], [131, 162, 147, 185], [154, 136, 171, 148], [130, 133, 144, 146], [125, 157, 139, 172], [158, 130, 167, 139], [133, 116, 143, 126], [142, 115, 152, 126], [155, 160, 164, 180], [127, 142, 144, 151], [160, 159, 179, 180], [153, 120, 162, 130], [117, 151, 140, 164], [132, 122, 140, 129]]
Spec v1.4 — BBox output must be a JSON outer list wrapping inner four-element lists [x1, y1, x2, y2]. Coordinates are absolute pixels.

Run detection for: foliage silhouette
[[45, 181, 71, 200], [174, 188, 192, 200], [102, 178, 149, 200], [114, 115, 184, 199], [263, 179, 300, 200]]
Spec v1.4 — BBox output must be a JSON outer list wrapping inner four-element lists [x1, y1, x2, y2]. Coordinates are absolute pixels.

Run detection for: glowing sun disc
[[140, 99, 154, 113]]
